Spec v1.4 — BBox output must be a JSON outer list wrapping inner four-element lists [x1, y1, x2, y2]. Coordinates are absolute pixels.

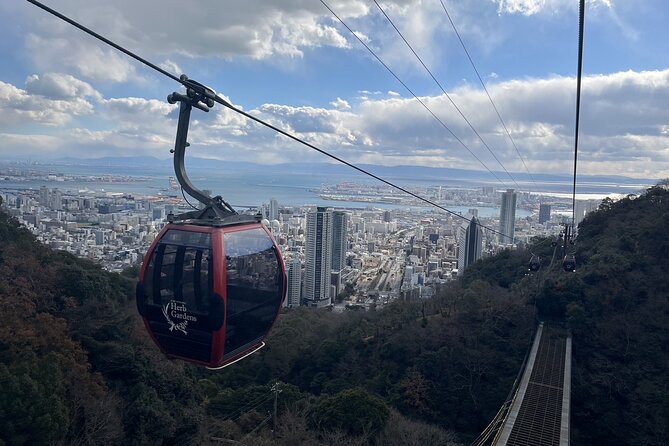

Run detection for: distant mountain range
[[2, 155, 659, 188]]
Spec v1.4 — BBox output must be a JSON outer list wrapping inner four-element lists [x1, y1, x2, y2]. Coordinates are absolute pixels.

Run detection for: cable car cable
[[438, 0, 540, 195], [319, 0, 509, 189], [220, 393, 273, 421], [181, 187, 199, 210], [571, 0, 586, 231], [222, 394, 274, 422], [372, 0, 522, 191], [24, 0, 520, 245]]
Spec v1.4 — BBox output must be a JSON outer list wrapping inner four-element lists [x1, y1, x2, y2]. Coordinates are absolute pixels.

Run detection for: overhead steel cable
[[439, 0, 540, 196], [319, 0, 509, 188], [572, 0, 586, 231], [24, 0, 520, 244], [221, 394, 274, 422], [373, 0, 521, 191], [215, 97, 516, 242]]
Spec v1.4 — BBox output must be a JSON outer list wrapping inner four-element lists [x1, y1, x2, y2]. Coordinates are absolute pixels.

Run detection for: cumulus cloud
[[494, 0, 612, 16], [0, 78, 97, 127], [25, 33, 137, 83], [159, 60, 183, 77], [330, 97, 351, 110], [10, 0, 464, 84], [13, 0, 373, 76], [1, 68, 668, 178], [25, 73, 101, 101]]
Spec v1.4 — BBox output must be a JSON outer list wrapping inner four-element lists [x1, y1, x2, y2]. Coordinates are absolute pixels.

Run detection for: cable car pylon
[[136, 77, 287, 369]]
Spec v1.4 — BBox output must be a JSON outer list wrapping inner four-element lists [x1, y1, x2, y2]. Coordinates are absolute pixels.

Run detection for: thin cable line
[[221, 393, 273, 422], [439, 0, 540, 196], [572, 0, 585, 230], [24, 0, 520, 244], [181, 187, 199, 210], [373, 0, 521, 191], [319, 0, 508, 188], [213, 96, 516, 242]]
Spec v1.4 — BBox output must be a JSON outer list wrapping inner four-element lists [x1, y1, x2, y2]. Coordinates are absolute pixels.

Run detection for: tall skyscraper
[[39, 186, 49, 205], [286, 257, 302, 308], [499, 189, 517, 244], [539, 204, 551, 224], [269, 198, 279, 221], [574, 199, 600, 227], [458, 216, 483, 274], [331, 210, 348, 272], [304, 207, 332, 307], [50, 188, 63, 211]]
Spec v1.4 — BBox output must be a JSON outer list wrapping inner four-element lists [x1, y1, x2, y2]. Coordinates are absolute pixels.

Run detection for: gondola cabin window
[[223, 228, 283, 359], [145, 230, 213, 313]]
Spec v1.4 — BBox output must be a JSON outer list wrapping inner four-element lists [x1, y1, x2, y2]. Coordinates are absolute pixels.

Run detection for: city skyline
[[1, 175, 604, 313]]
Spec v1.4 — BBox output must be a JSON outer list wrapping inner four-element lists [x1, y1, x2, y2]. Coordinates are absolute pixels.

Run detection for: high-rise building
[[304, 206, 332, 307], [286, 257, 302, 308], [458, 216, 483, 274], [152, 208, 165, 220], [330, 270, 341, 301], [331, 210, 348, 272], [269, 198, 279, 221], [574, 199, 600, 227], [50, 188, 63, 211], [539, 204, 551, 224], [39, 186, 50, 205], [499, 189, 517, 244]]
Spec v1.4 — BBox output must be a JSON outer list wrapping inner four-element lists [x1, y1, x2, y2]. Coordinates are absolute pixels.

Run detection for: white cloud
[[11, 0, 452, 84], [25, 33, 137, 83], [0, 79, 97, 127], [25, 73, 101, 101], [15, 0, 369, 73], [330, 97, 351, 110], [1, 68, 668, 178], [494, 0, 613, 16], [159, 60, 183, 77]]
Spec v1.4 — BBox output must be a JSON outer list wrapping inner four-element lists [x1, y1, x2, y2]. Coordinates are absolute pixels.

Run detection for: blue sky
[[1, 0, 668, 182]]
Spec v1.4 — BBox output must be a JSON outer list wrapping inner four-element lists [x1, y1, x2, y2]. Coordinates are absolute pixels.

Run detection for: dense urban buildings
[[3, 165, 597, 311]]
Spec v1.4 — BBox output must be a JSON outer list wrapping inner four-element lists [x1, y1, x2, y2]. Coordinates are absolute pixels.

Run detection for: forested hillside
[[0, 183, 667, 445]]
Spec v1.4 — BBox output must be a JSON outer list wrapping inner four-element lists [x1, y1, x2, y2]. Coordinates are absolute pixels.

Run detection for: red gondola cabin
[[136, 221, 286, 369]]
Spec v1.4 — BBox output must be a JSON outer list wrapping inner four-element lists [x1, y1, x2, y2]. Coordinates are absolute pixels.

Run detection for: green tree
[[0, 354, 70, 446], [313, 388, 389, 436]]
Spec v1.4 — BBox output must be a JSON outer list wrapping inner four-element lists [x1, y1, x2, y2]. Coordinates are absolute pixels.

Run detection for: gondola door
[[220, 224, 286, 364], [137, 225, 225, 367]]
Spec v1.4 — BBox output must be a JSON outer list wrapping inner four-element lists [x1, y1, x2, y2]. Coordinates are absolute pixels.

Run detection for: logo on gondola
[[162, 300, 197, 335]]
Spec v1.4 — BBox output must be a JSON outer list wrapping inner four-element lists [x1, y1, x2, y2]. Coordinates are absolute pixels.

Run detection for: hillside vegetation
[[0, 183, 667, 445]]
